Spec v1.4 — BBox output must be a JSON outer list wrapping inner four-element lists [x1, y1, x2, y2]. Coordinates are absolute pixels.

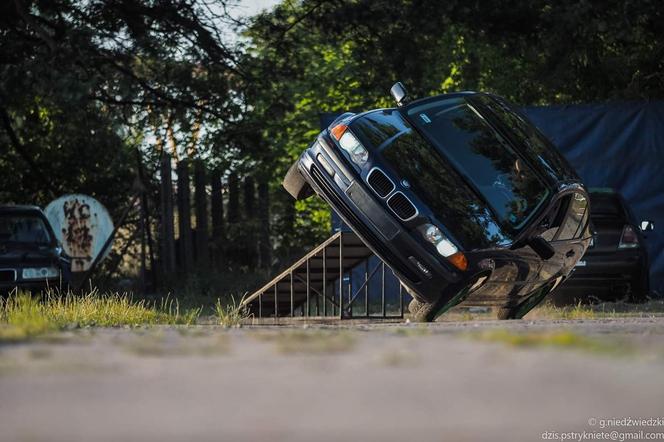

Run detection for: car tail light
[[618, 225, 639, 249]]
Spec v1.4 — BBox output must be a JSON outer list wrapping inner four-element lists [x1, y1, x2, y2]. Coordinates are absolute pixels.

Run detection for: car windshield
[[404, 98, 550, 229], [0, 214, 52, 245], [471, 94, 578, 182]]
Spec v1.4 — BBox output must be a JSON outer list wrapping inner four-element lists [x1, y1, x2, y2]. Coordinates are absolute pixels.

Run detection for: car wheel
[[407, 283, 474, 322], [496, 306, 517, 320], [497, 278, 561, 320], [283, 161, 313, 200], [409, 298, 446, 322], [408, 297, 424, 315]]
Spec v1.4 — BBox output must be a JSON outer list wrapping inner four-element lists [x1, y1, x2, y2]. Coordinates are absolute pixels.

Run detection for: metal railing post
[[339, 234, 343, 319], [259, 291, 262, 318], [323, 248, 327, 317], [274, 283, 278, 324], [381, 261, 386, 318], [306, 258, 310, 317], [290, 271, 294, 317], [364, 260, 369, 318]]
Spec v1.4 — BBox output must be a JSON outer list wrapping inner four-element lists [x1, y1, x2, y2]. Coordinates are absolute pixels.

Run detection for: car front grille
[[387, 192, 417, 220], [366, 168, 394, 198], [309, 165, 421, 284], [0, 269, 17, 283]]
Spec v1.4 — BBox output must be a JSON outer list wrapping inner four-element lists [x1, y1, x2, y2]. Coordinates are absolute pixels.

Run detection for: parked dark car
[[0, 205, 71, 294], [283, 83, 591, 321], [550, 189, 653, 305]]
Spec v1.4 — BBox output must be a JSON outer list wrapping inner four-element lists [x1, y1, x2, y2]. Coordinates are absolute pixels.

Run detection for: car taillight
[[618, 225, 639, 249]]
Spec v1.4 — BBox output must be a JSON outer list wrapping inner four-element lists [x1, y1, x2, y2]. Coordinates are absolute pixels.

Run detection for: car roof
[[588, 187, 617, 195], [0, 205, 44, 214]]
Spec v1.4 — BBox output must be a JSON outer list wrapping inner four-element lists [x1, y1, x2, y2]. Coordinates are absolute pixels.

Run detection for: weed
[[527, 300, 664, 320], [214, 295, 250, 327], [0, 289, 202, 342]]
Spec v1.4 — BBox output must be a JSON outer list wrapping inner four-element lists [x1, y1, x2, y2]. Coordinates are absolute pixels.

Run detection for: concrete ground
[[2, 318, 664, 442]]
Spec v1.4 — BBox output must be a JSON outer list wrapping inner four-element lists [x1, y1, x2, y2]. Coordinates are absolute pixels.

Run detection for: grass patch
[[0, 290, 201, 342], [527, 300, 664, 320], [467, 329, 629, 355], [215, 295, 250, 327], [254, 330, 356, 355]]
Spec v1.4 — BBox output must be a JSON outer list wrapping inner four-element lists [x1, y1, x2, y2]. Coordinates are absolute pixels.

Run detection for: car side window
[[556, 193, 588, 241]]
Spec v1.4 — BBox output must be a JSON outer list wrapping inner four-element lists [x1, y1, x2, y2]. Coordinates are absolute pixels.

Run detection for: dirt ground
[[2, 318, 664, 442]]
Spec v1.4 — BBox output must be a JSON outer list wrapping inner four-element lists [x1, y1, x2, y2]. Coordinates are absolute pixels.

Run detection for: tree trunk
[[160, 154, 176, 277], [243, 176, 257, 267], [244, 176, 256, 219], [176, 159, 193, 274], [210, 169, 225, 266], [194, 159, 209, 269], [227, 172, 240, 224], [257, 180, 271, 268]]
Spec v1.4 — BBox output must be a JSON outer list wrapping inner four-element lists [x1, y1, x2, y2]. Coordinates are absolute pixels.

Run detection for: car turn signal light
[[447, 252, 468, 271]]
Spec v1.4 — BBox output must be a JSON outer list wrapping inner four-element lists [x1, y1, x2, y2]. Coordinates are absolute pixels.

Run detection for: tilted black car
[[0, 205, 71, 294], [284, 83, 591, 321], [550, 188, 653, 305]]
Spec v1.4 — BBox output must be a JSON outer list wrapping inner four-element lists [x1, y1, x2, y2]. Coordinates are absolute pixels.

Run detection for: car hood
[[350, 110, 514, 250], [0, 245, 59, 267]]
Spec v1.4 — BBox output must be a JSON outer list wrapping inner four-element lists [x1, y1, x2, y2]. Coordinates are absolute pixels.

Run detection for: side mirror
[[640, 220, 654, 232], [390, 82, 409, 107], [528, 236, 555, 260]]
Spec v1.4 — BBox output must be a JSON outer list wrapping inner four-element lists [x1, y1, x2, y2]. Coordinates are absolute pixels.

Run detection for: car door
[[541, 192, 590, 282]]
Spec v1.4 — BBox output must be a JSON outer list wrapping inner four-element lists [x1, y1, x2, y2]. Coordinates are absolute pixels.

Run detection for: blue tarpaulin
[[321, 101, 664, 295], [523, 102, 663, 295]]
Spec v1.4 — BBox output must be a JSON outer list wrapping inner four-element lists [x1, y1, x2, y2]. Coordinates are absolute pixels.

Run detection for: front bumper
[[298, 139, 463, 303], [0, 278, 62, 294]]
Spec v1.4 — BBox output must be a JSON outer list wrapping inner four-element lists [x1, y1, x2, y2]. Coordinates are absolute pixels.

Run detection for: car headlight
[[418, 224, 468, 271], [330, 124, 368, 166], [420, 224, 458, 257], [22, 266, 60, 280]]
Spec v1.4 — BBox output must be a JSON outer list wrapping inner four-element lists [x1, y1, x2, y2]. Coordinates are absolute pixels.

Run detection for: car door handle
[[565, 250, 575, 258]]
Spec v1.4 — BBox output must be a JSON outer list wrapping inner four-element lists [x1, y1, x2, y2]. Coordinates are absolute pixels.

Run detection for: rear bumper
[[551, 251, 649, 303], [297, 141, 464, 303]]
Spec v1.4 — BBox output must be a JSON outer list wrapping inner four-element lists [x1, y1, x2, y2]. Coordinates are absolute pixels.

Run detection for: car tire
[[408, 283, 475, 322], [496, 306, 517, 320], [409, 298, 446, 322], [497, 279, 559, 320], [408, 297, 424, 315], [283, 161, 313, 200]]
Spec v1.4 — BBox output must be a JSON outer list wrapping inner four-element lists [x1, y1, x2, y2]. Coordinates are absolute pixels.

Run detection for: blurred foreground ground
[[2, 317, 664, 442]]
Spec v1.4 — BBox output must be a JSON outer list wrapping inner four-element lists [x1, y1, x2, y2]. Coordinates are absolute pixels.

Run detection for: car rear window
[[590, 194, 625, 218], [472, 95, 578, 182]]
